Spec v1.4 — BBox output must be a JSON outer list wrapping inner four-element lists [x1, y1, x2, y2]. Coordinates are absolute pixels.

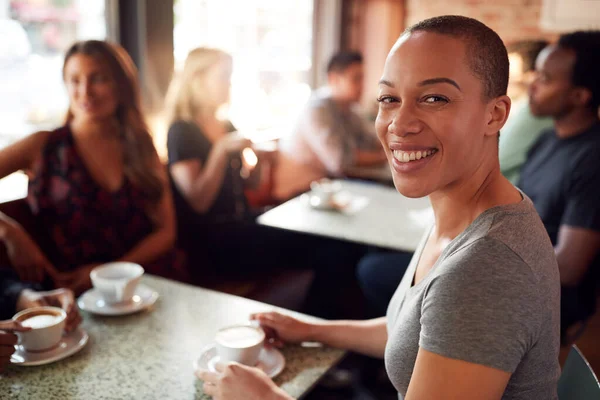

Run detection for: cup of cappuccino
[[90, 262, 144, 304], [215, 324, 265, 366], [12, 306, 67, 352]]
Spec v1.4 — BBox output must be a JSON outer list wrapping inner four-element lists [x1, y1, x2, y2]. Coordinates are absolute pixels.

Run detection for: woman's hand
[[196, 362, 293, 400], [16, 288, 82, 333], [2, 222, 54, 283], [0, 320, 30, 372], [250, 312, 315, 347], [216, 134, 252, 154]]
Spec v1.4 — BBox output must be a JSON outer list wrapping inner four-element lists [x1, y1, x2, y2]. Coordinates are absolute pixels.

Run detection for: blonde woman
[[0, 40, 184, 294], [166, 48, 251, 228], [166, 49, 365, 299]]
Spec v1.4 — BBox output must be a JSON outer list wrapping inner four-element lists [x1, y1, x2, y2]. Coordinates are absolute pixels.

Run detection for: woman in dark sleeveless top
[[0, 40, 184, 294]]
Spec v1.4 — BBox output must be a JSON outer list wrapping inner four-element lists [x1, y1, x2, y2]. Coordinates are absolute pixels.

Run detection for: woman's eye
[[377, 96, 397, 104], [92, 75, 108, 83], [423, 95, 448, 104]]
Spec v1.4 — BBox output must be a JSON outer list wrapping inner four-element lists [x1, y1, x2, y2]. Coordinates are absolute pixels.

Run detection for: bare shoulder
[[0, 130, 53, 177]]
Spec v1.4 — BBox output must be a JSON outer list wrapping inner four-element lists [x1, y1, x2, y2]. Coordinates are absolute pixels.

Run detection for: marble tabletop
[[1, 275, 344, 399], [258, 180, 433, 252]]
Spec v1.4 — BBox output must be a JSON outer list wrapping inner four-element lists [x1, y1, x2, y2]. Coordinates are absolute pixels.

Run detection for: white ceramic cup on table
[[90, 262, 144, 304], [215, 324, 266, 366], [309, 179, 341, 205], [12, 306, 66, 352]]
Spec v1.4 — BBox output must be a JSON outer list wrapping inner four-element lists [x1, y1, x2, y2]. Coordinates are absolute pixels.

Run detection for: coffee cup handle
[[115, 283, 126, 302]]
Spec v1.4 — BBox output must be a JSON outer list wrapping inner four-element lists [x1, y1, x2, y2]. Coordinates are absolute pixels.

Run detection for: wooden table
[[1, 275, 344, 399], [258, 180, 432, 252]]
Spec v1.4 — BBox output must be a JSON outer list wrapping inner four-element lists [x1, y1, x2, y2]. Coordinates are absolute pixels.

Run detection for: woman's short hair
[[406, 15, 509, 100]]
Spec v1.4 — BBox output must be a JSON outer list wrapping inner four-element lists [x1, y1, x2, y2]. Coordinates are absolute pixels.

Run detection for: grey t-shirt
[[385, 195, 560, 399]]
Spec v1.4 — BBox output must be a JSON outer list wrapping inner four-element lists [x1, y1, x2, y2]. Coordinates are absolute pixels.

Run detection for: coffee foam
[[21, 314, 62, 329], [215, 326, 264, 348]]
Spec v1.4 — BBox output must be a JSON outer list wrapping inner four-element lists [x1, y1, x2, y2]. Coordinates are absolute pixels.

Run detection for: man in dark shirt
[[519, 31, 600, 344]]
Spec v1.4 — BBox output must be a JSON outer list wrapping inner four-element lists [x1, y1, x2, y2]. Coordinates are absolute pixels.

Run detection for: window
[[0, 0, 106, 149], [173, 0, 314, 141]]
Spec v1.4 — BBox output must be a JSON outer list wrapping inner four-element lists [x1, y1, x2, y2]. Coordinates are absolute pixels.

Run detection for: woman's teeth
[[392, 149, 437, 163]]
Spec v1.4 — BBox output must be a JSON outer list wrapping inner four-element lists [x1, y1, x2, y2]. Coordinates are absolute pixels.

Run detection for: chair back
[[558, 345, 600, 400]]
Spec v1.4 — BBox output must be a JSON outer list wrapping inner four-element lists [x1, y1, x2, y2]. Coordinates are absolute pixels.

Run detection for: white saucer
[[11, 328, 89, 366], [77, 284, 158, 316], [193, 344, 285, 379]]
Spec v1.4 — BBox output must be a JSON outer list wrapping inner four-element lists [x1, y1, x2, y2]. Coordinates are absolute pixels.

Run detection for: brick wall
[[406, 0, 557, 44]]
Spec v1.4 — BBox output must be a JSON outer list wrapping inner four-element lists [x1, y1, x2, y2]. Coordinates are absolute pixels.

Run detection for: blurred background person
[[0, 40, 183, 295], [273, 51, 386, 200], [166, 47, 254, 274], [519, 31, 600, 348], [499, 40, 553, 184]]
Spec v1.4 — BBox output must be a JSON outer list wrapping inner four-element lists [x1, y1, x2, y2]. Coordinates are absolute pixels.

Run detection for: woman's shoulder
[[17, 127, 68, 165], [439, 204, 559, 292], [168, 120, 201, 137]]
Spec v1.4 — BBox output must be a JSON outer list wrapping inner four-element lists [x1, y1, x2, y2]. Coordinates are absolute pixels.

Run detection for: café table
[[1, 275, 344, 399], [258, 180, 432, 252]]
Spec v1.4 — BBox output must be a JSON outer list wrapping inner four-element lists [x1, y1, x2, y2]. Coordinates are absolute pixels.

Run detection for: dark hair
[[558, 31, 600, 110], [326, 51, 363, 74], [406, 15, 509, 99], [63, 40, 164, 207], [506, 40, 549, 73]]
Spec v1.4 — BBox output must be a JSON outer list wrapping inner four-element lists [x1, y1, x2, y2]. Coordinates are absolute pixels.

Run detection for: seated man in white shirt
[[274, 51, 386, 200]]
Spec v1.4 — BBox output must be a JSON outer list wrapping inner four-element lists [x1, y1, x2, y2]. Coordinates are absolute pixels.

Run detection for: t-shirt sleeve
[[562, 152, 600, 232], [419, 238, 541, 373], [167, 121, 210, 165]]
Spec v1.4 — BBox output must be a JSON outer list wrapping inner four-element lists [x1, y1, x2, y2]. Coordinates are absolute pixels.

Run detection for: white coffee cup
[[90, 262, 144, 304], [310, 179, 341, 205], [12, 306, 66, 352], [215, 324, 265, 366]]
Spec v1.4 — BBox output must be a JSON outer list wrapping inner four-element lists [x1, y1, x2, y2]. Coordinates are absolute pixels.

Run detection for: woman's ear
[[485, 95, 511, 137]]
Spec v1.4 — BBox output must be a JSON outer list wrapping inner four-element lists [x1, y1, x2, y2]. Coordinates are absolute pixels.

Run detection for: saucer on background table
[[11, 327, 89, 366], [194, 344, 285, 379], [77, 284, 158, 316]]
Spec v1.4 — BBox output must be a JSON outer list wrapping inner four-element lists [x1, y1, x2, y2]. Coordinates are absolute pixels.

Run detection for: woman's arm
[[307, 318, 388, 358], [405, 348, 510, 400], [252, 312, 388, 359], [0, 131, 49, 180], [0, 131, 56, 282], [170, 134, 251, 213]]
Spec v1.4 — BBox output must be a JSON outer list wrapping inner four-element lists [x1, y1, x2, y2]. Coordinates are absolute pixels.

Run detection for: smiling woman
[[0, 40, 185, 296], [194, 16, 561, 400]]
